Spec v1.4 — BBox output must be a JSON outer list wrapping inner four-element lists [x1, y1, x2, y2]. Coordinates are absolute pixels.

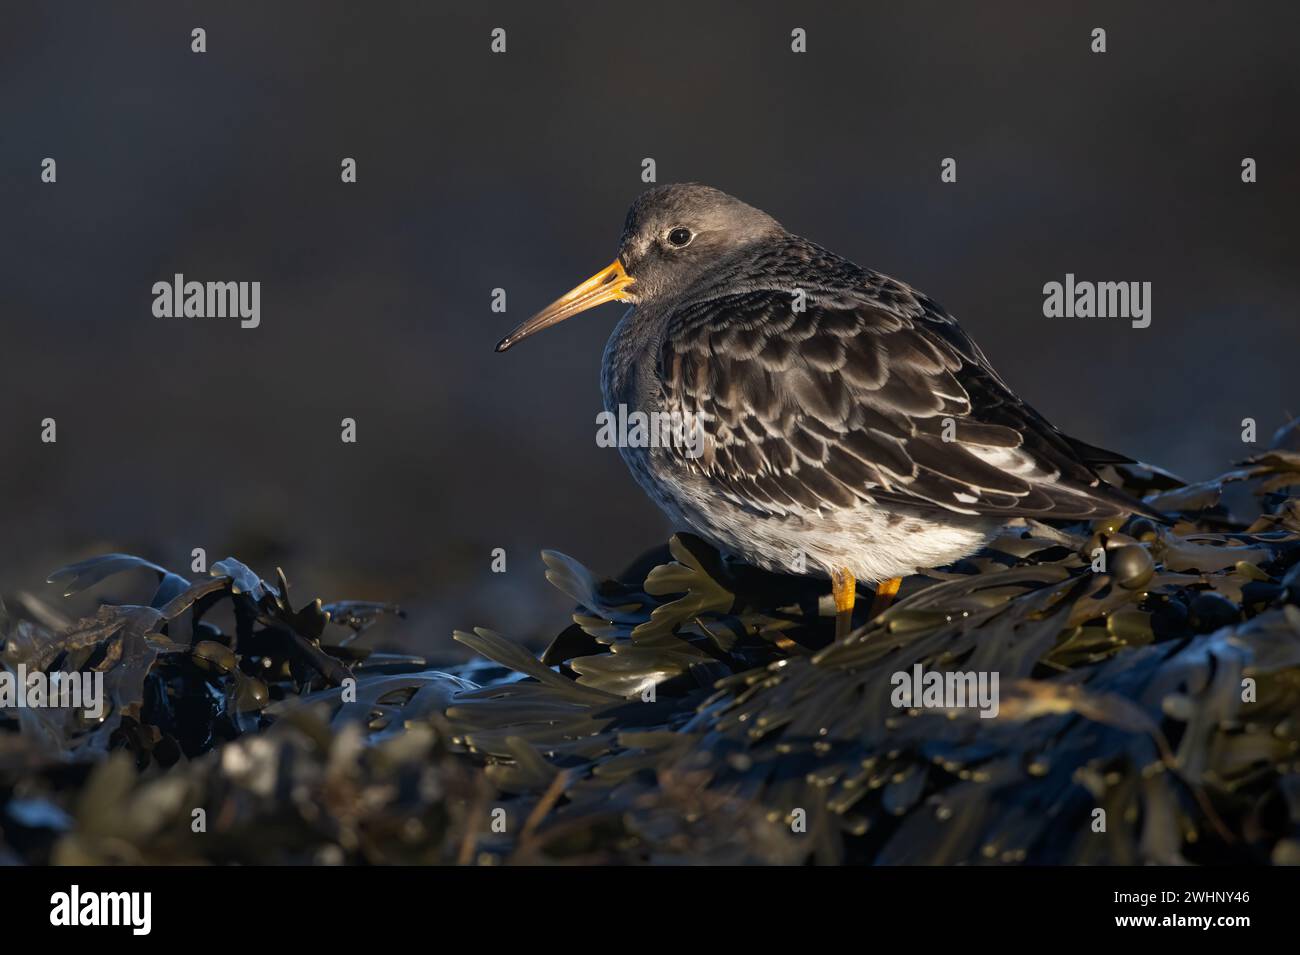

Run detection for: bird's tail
[[1091, 477, 1174, 525]]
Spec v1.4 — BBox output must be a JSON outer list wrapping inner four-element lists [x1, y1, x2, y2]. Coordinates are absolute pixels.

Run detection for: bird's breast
[[600, 304, 667, 417]]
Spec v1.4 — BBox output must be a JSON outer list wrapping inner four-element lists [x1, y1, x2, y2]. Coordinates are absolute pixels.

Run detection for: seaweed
[[2, 447, 1299, 864]]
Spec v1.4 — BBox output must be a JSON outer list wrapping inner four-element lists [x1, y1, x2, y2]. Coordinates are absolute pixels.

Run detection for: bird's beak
[[495, 259, 635, 352]]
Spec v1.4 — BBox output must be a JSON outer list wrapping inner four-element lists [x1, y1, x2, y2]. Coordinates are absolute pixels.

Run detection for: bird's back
[[607, 232, 1153, 528]]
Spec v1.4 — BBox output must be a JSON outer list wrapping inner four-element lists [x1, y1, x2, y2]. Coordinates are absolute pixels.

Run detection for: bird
[[496, 184, 1160, 638]]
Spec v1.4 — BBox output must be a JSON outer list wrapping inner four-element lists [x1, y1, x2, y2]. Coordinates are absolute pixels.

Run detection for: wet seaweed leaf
[[47, 553, 190, 607]]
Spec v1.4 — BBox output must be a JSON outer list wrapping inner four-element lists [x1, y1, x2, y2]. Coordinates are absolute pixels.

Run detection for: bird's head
[[495, 183, 781, 352]]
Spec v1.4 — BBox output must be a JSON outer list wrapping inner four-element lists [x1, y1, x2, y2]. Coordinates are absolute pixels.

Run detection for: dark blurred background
[[2, 1, 1297, 656]]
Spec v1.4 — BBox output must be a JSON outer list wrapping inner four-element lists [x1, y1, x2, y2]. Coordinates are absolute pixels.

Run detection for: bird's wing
[[656, 284, 1150, 521]]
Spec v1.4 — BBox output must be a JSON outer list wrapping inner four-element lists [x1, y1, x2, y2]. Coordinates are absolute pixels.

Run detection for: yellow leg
[[831, 568, 856, 640], [870, 576, 903, 618]]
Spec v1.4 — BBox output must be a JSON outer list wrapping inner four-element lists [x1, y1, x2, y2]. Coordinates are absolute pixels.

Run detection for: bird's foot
[[870, 576, 902, 618], [830, 567, 856, 640]]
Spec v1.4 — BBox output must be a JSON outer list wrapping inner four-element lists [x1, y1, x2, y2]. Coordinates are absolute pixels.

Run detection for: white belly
[[626, 446, 1000, 583]]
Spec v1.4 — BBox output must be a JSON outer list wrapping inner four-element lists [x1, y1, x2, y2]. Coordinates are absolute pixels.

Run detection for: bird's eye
[[667, 227, 693, 248]]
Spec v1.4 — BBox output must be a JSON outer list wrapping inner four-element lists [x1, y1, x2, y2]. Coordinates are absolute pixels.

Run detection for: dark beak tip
[[494, 337, 512, 353]]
